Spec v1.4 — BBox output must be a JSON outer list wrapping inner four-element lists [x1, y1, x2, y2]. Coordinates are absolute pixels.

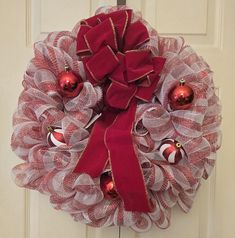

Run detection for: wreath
[[11, 6, 221, 232]]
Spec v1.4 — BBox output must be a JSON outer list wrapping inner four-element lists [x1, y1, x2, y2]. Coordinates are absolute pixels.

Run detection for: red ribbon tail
[[73, 103, 151, 212], [73, 111, 116, 178], [105, 102, 151, 212]]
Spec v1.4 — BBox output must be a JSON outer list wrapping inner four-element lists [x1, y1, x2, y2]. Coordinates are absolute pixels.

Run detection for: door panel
[[26, 1, 119, 237], [119, 177, 216, 238]]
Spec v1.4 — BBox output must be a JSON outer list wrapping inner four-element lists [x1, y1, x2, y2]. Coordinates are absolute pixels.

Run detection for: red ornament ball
[[168, 79, 194, 110], [47, 126, 66, 147], [100, 172, 118, 199], [158, 139, 185, 164], [58, 66, 83, 98]]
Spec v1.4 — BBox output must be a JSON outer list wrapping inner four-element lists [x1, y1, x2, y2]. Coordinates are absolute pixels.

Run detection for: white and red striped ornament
[[47, 126, 66, 147], [158, 139, 185, 164]]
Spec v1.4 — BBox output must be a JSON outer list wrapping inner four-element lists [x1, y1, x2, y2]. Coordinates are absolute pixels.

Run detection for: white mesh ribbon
[[11, 5, 221, 232]]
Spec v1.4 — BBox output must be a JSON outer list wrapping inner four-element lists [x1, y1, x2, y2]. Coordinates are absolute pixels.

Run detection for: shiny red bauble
[[47, 126, 66, 147], [100, 172, 118, 199], [58, 66, 83, 98], [168, 79, 194, 110], [158, 138, 185, 164]]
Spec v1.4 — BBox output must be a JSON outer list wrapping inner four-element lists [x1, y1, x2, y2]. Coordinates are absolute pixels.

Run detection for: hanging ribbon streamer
[[73, 9, 165, 212]]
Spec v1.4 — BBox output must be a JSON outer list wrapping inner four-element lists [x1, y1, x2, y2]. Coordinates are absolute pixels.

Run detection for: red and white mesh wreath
[[11, 6, 221, 232]]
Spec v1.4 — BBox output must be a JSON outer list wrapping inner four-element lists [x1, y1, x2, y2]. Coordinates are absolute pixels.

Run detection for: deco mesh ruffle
[[11, 6, 221, 232]]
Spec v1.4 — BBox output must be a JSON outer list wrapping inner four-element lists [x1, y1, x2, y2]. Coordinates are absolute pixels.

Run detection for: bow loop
[[100, 10, 132, 44], [81, 13, 104, 27], [125, 50, 154, 83], [76, 25, 92, 56], [85, 18, 118, 54], [85, 46, 119, 83], [123, 21, 150, 52], [152, 56, 166, 74], [135, 73, 161, 101], [109, 53, 126, 85]]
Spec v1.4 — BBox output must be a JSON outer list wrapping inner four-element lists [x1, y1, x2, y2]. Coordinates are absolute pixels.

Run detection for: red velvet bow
[[74, 10, 166, 212], [77, 9, 165, 110]]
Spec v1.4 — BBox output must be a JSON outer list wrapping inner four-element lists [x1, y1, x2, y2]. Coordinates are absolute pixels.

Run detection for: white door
[[0, 0, 234, 238]]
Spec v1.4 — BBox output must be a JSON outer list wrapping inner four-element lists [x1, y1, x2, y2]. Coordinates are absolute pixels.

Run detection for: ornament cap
[[179, 78, 185, 85], [175, 142, 182, 148], [47, 126, 54, 133], [64, 65, 70, 72]]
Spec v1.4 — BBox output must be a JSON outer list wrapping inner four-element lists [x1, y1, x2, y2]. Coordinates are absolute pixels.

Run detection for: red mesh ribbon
[[74, 9, 165, 212]]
